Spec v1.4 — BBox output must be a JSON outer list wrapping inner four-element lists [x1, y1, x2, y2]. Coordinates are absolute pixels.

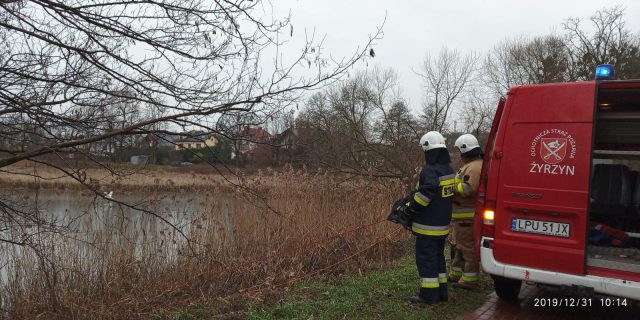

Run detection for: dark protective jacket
[[408, 162, 455, 237]]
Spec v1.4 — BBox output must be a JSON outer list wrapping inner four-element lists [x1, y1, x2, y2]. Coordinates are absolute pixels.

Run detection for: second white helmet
[[454, 134, 480, 154], [419, 131, 446, 152]]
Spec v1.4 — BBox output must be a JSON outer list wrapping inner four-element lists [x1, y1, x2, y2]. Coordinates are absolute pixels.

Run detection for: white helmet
[[454, 134, 480, 154], [419, 131, 446, 151]]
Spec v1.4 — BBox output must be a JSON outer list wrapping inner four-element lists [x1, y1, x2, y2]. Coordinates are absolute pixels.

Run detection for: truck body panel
[[477, 78, 640, 300], [491, 82, 595, 275]]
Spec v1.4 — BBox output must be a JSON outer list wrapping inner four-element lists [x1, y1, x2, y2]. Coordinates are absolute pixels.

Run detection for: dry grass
[[0, 161, 241, 192], [0, 166, 410, 319]]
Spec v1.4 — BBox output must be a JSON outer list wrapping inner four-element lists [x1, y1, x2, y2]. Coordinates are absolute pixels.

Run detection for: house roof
[[174, 130, 218, 143], [276, 127, 318, 143], [137, 133, 180, 147], [242, 127, 271, 140]]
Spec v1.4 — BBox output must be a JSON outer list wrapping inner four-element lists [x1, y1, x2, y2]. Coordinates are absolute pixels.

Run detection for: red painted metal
[[588, 266, 640, 283], [473, 98, 505, 260], [488, 82, 596, 275]]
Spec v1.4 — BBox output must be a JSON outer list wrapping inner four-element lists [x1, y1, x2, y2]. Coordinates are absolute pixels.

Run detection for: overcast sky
[[270, 0, 640, 111]]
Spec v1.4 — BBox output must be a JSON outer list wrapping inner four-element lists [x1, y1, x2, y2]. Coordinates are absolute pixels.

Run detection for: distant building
[[272, 126, 319, 166], [230, 127, 273, 165], [137, 133, 178, 149], [237, 127, 271, 154], [174, 131, 219, 150]]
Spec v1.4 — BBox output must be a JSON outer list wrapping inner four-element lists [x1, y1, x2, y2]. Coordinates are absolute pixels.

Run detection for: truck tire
[[492, 275, 521, 301]]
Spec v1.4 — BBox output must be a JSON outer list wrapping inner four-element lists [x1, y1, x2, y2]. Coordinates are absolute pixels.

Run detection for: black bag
[[632, 171, 640, 215], [591, 164, 632, 214], [387, 196, 413, 230]]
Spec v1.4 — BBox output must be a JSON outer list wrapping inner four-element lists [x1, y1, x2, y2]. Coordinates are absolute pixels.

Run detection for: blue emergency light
[[595, 64, 615, 80]]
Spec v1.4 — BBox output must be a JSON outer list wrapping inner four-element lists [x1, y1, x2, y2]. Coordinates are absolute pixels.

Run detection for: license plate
[[511, 218, 570, 238]]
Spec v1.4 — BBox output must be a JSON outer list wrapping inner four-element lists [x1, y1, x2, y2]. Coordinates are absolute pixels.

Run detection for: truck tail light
[[483, 210, 495, 224], [482, 201, 496, 238]]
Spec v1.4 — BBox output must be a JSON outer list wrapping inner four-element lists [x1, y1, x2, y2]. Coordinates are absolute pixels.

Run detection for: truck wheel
[[492, 275, 522, 301]]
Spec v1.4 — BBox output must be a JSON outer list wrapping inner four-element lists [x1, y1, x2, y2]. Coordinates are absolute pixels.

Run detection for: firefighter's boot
[[452, 275, 479, 290], [407, 295, 438, 305]]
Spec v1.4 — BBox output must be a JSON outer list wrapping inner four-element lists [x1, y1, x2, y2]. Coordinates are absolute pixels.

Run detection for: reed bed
[[0, 167, 410, 319]]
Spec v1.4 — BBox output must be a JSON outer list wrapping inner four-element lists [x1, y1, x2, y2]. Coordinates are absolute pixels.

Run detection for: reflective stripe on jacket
[[412, 222, 449, 236], [453, 158, 482, 220], [452, 208, 475, 219], [409, 163, 454, 237]]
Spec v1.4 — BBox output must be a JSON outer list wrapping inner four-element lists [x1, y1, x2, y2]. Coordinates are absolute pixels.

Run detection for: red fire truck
[[474, 65, 640, 301]]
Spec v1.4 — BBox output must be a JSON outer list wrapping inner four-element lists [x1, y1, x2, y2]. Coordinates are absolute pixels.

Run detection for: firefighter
[[406, 131, 455, 304], [449, 134, 483, 290]]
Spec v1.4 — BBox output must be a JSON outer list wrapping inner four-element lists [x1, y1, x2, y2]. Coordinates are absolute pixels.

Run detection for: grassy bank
[[159, 249, 492, 320]]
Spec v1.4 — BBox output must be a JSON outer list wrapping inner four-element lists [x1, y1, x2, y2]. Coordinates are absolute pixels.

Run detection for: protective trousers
[[415, 236, 447, 302], [447, 225, 457, 262], [450, 220, 479, 283]]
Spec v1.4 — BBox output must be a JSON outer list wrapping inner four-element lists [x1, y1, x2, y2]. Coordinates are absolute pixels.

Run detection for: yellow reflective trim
[[411, 226, 449, 236], [415, 181, 420, 190], [421, 282, 440, 288], [438, 278, 448, 283], [439, 179, 455, 186], [442, 185, 455, 198], [462, 275, 479, 282], [457, 183, 465, 194], [413, 193, 429, 207], [452, 212, 475, 219], [441, 178, 456, 198]]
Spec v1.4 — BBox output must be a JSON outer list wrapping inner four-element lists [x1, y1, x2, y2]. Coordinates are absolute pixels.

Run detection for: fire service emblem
[[529, 129, 577, 176], [540, 138, 567, 164]]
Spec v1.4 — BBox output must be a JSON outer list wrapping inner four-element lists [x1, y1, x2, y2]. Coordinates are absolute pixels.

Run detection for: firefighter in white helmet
[[403, 131, 455, 304], [449, 133, 483, 289]]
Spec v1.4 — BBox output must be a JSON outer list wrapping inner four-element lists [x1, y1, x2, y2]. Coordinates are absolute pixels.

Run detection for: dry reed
[[0, 166, 410, 319]]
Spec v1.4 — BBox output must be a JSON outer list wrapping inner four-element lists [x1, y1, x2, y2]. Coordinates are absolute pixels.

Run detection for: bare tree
[[266, 107, 295, 137], [215, 110, 263, 165], [376, 100, 419, 145], [330, 72, 376, 143], [484, 35, 570, 97], [296, 68, 421, 180], [417, 47, 478, 131], [517, 35, 570, 84], [0, 0, 381, 245], [563, 6, 640, 80], [484, 7, 640, 97], [294, 91, 338, 165], [458, 86, 497, 141], [484, 37, 523, 97]]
